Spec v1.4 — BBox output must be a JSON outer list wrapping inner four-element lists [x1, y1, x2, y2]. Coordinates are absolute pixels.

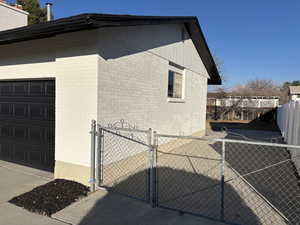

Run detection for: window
[[297, 94, 300, 98], [168, 70, 183, 99]]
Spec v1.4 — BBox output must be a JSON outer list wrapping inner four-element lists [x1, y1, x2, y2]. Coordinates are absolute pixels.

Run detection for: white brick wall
[[0, 2, 28, 31], [97, 25, 208, 135]]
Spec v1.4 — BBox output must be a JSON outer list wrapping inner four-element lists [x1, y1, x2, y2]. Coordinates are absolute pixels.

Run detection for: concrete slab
[[0, 161, 64, 225], [53, 189, 226, 225], [0, 203, 67, 225], [0, 161, 52, 203], [0, 160, 54, 179]]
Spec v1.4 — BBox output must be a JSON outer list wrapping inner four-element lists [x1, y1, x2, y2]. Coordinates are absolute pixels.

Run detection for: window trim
[[167, 97, 185, 103], [167, 63, 185, 103]]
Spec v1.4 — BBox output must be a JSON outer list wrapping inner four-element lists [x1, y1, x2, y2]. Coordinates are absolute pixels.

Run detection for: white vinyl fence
[[277, 101, 300, 174]]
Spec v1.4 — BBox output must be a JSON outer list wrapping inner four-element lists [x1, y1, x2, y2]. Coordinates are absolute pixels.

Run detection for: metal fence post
[[148, 128, 153, 205], [90, 120, 96, 192], [152, 131, 158, 207], [220, 140, 225, 222], [97, 126, 104, 186]]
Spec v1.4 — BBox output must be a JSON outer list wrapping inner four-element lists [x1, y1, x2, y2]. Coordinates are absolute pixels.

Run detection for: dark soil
[[9, 179, 89, 216]]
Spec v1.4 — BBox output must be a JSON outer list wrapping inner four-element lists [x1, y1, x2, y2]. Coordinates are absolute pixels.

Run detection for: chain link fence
[[216, 139, 300, 225], [97, 126, 152, 202], [154, 134, 222, 220], [90, 121, 300, 225]]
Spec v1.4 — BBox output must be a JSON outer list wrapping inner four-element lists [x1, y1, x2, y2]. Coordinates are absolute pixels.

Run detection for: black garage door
[[0, 80, 55, 171]]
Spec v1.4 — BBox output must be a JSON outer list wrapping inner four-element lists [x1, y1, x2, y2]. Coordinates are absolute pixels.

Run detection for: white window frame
[[167, 63, 185, 103]]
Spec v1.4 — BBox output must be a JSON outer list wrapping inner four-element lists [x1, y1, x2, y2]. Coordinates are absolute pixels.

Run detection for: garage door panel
[[45, 81, 55, 96], [13, 82, 28, 96], [0, 83, 11, 95], [29, 104, 45, 119], [27, 147, 44, 165], [29, 127, 45, 143], [46, 105, 55, 120], [29, 82, 44, 96], [47, 129, 55, 144], [0, 143, 11, 158], [14, 145, 27, 162], [14, 103, 28, 117], [0, 80, 55, 171], [0, 103, 11, 115], [14, 127, 27, 139]]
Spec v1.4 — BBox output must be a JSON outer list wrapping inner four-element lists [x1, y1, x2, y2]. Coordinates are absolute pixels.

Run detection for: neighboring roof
[[0, 13, 221, 85], [0, 2, 29, 15], [289, 86, 300, 94]]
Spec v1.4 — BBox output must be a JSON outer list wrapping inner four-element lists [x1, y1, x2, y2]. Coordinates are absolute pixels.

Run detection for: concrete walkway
[[0, 160, 67, 225], [0, 160, 52, 203], [53, 189, 226, 225], [0, 160, 225, 225]]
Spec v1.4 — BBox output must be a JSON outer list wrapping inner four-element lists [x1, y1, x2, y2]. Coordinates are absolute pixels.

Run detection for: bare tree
[[213, 53, 227, 84], [211, 79, 281, 120], [232, 79, 281, 97]]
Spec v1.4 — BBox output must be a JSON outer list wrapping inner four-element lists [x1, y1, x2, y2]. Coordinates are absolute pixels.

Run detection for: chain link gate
[[97, 125, 153, 202], [153, 133, 223, 220], [90, 120, 300, 225]]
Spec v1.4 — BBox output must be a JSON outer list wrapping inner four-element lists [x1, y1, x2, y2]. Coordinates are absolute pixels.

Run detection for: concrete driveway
[[0, 160, 66, 225], [0, 160, 225, 225]]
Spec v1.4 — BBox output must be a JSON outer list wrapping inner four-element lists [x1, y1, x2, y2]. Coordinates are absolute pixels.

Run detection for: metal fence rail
[[90, 120, 300, 225], [97, 126, 151, 202], [154, 133, 222, 220]]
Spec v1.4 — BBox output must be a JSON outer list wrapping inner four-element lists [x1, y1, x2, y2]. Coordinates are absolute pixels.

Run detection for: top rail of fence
[[99, 125, 150, 134], [215, 138, 300, 149], [155, 132, 300, 150], [100, 127, 150, 147], [155, 133, 211, 141]]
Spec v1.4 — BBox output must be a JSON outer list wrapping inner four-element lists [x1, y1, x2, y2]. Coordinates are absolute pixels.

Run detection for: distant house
[[0, 13, 220, 185], [289, 86, 300, 101], [207, 93, 279, 120], [0, 0, 28, 31], [207, 93, 279, 108]]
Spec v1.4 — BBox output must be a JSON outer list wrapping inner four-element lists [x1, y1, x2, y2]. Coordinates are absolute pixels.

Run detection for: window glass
[[168, 70, 183, 99]]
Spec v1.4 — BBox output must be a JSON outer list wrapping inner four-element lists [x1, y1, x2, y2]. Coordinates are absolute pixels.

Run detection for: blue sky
[[21, 0, 300, 88]]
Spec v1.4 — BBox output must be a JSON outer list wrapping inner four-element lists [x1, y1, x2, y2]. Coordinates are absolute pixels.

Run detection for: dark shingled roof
[[0, 13, 221, 84]]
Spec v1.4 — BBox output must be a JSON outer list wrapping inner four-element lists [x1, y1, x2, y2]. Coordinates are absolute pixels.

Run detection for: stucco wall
[[0, 2, 28, 31], [97, 25, 208, 135], [0, 30, 99, 170]]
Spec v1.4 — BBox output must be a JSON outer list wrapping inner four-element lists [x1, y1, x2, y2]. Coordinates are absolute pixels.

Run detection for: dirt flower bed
[[9, 179, 89, 216]]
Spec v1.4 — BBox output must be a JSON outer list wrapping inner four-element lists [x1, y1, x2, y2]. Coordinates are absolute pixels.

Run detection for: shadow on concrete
[[78, 167, 261, 225], [210, 135, 300, 224], [208, 119, 280, 133]]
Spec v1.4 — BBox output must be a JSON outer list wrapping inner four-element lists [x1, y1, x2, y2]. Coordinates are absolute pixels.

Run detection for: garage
[[0, 79, 55, 172]]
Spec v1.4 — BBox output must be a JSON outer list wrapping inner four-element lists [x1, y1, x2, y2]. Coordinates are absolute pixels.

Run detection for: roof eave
[[0, 13, 221, 84]]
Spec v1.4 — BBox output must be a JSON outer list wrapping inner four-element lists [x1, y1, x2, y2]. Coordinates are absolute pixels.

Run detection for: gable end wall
[[97, 24, 208, 135]]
